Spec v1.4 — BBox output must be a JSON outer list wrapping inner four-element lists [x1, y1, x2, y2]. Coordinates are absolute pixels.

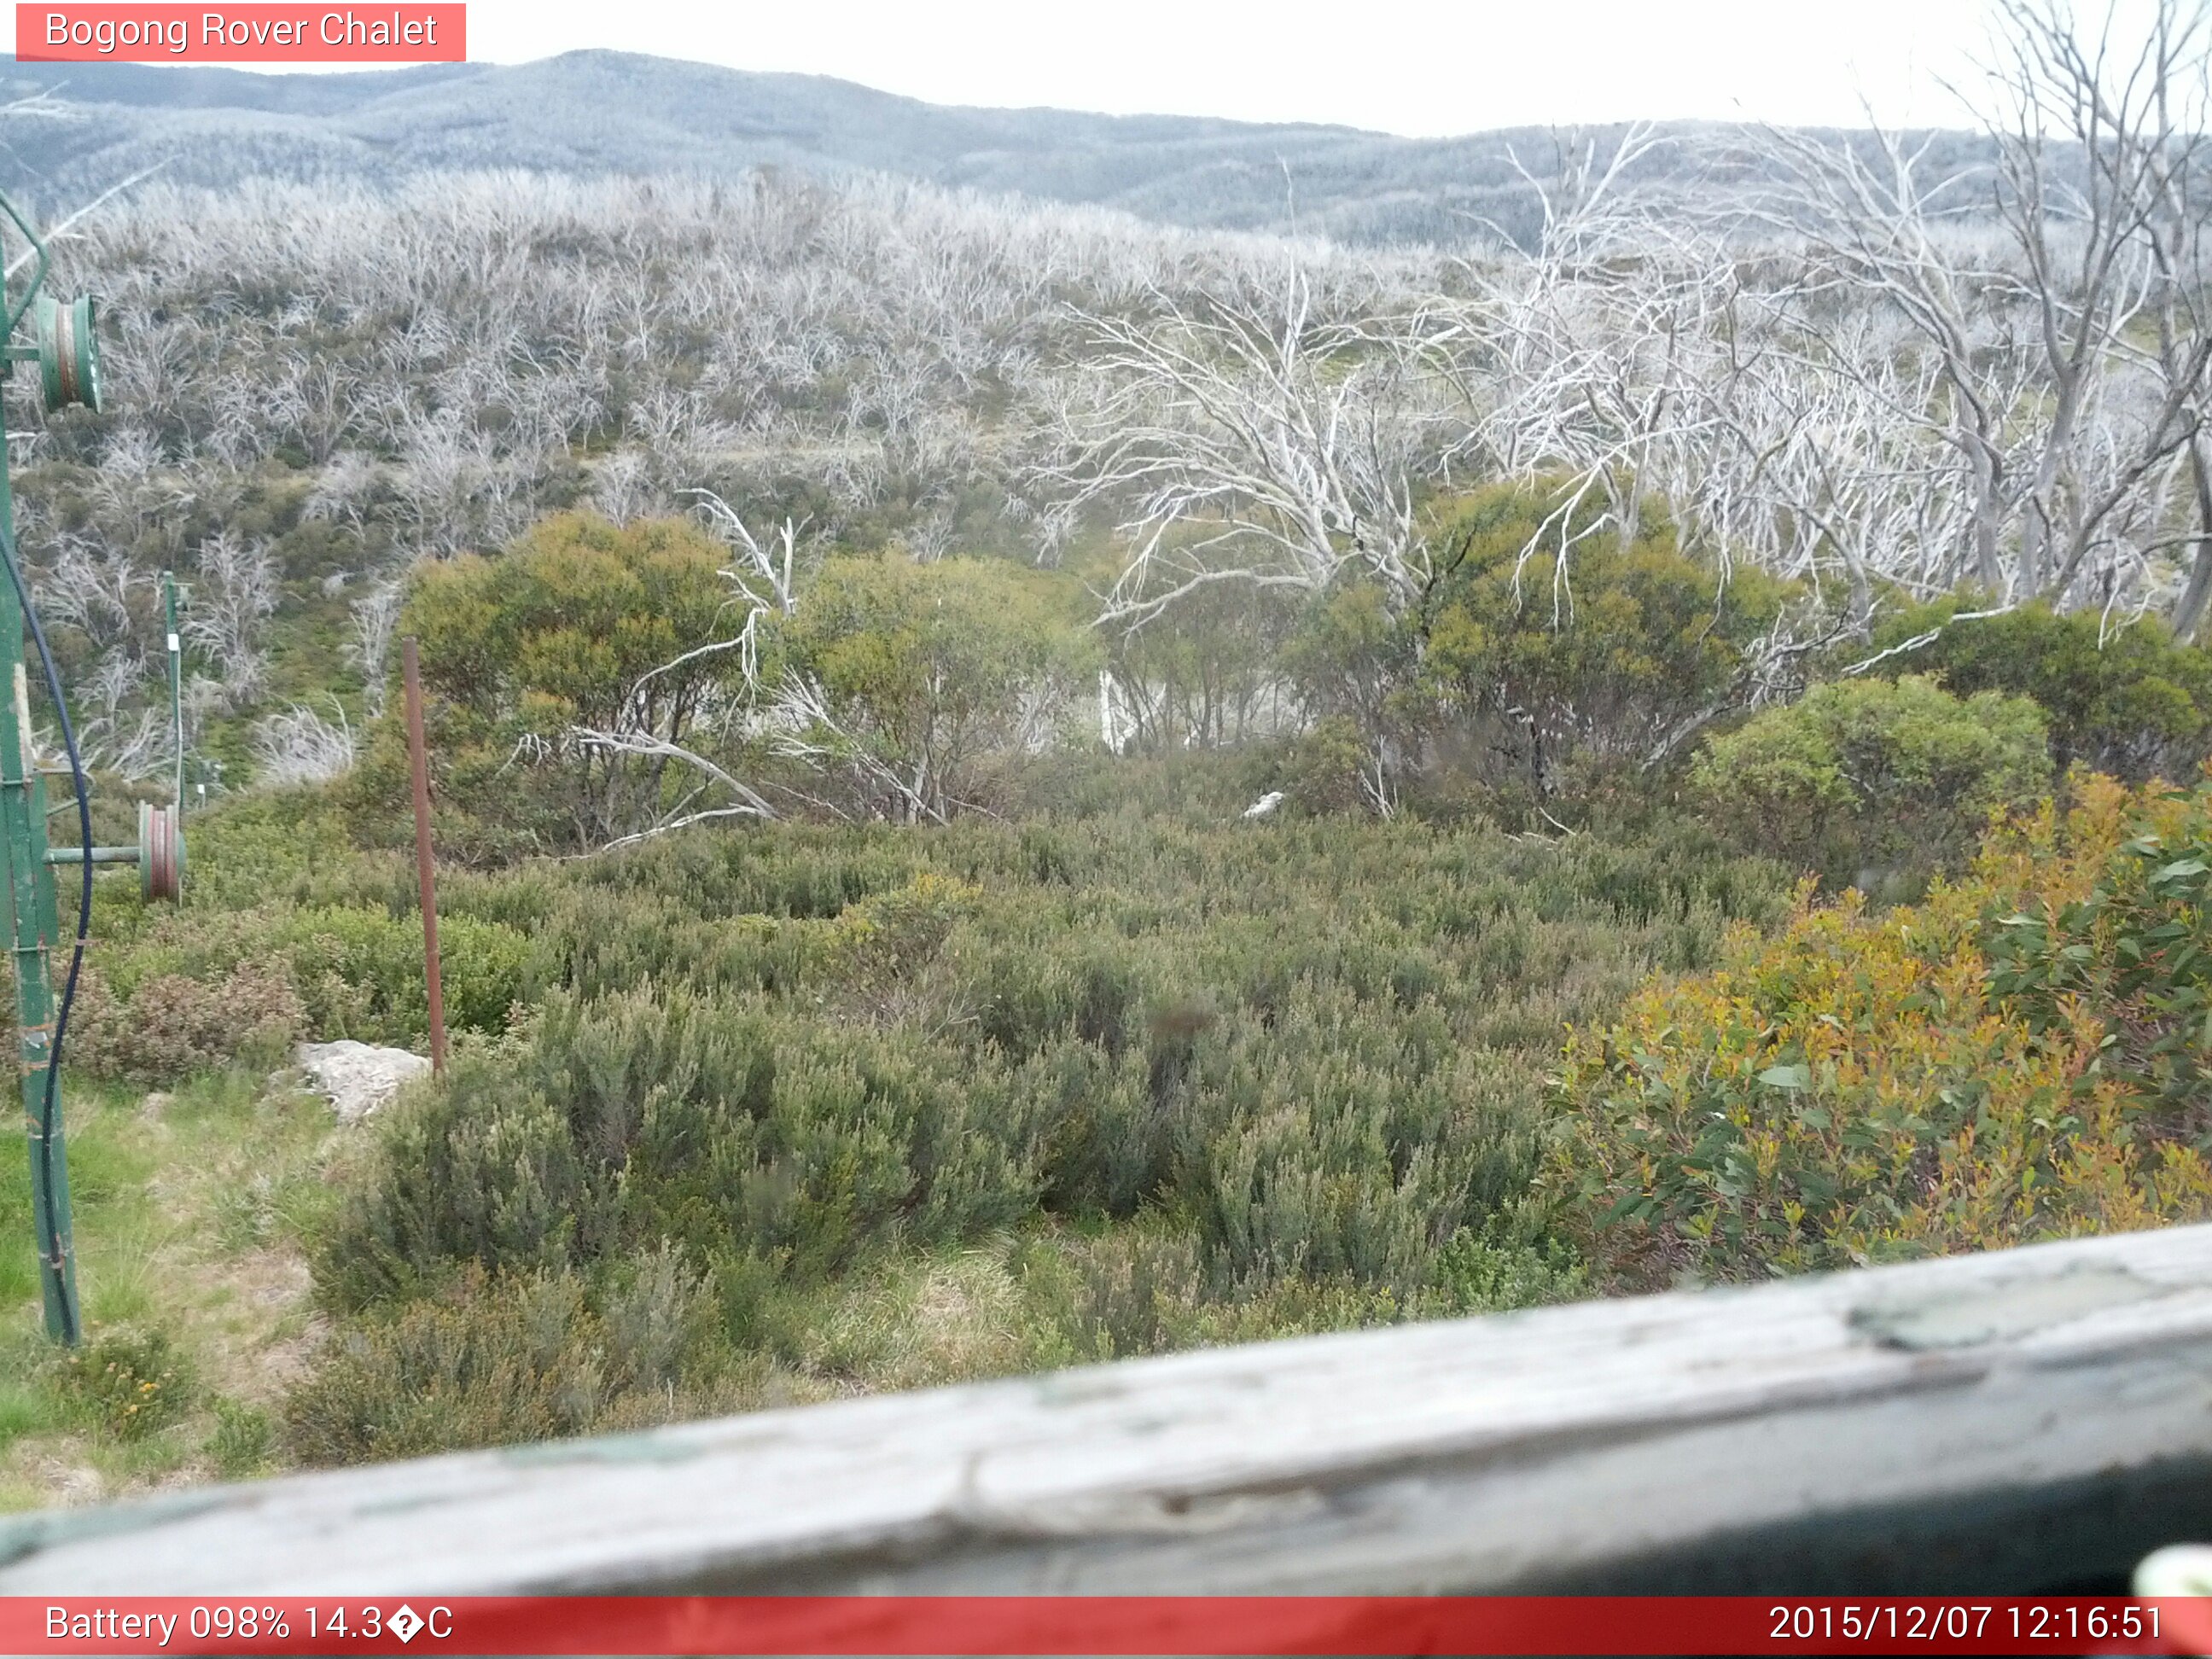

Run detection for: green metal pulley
[[33, 294, 99, 415], [44, 800, 185, 903]]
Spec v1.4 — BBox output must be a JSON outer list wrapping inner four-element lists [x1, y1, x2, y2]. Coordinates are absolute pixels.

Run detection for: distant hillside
[[0, 50, 1991, 245]]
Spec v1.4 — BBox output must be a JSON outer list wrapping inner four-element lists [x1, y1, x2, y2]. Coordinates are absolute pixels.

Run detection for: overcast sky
[[447, 0, 1994, 136], [4, 0, 2002, 135]]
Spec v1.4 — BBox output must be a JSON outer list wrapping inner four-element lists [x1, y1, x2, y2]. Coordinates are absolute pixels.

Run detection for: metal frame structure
[[0, 187, 183, 1345]]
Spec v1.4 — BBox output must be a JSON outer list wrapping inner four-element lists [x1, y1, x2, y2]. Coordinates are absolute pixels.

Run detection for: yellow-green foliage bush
[[1984, 779, 2212, 1120], [365, 511, 751, 859], [1415, 489, 1793, 771], [779, 554, 1096, 822], [1256, 484, 1797, 820], [1317, 484, 1795, 798], [1691, 675, 2051, 894], [1552, 773, 2212, 1291], [830, 870, 983, 981]]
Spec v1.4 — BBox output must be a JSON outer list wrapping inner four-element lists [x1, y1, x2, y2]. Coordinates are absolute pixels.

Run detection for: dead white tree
[[761, 671, 945, 825], [251, 700, 356, 785], [679, 492, 807, 687], [1467, 125, 1706, 576], [1982, 0, 2212, 606], [184, 531, 278, 707], [558, 498, 818, 847], [1743, 0, 2212, 624], [1045, 265, 1470, 629], [565, 727, 778, 847], [347, 579, 403, 717]]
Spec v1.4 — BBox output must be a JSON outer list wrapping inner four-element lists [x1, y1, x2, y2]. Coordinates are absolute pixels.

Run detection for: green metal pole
[[0, 452, 73, 1342], [0, 190, 107, 1347]]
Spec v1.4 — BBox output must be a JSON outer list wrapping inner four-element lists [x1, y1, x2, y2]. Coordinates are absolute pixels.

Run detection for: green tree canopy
[[1866, 598, 2212, 781], [369, 513, 752, 857], [1691, 674, 2051, 896], [780, 555, 1096, 822]]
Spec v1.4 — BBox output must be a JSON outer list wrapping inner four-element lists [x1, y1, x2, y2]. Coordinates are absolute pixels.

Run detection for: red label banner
[[1, 1596, 2208, 1656], [15, 5, 464, 61]]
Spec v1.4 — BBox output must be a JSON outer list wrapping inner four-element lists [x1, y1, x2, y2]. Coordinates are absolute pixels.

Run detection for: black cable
[[0, 521, 87, 1345]]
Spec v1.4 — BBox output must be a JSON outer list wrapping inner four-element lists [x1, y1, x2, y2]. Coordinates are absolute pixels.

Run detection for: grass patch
[[0, 1068, 335, 1511]]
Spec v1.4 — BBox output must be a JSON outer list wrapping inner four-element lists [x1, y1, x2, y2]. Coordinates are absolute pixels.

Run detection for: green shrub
[[1691, 675, 2050, 894], [830, 870, 983, 983], [68, 961, 304, 1084], [1269, 715, 1377, 815], [155, 786, 391, 918], [285, 1261, 713, 1465], [268, 773, 1795, 1456], [1429, 1218, 1589, 1313], [302, 803, 1788, 1321], [1005, 1216, 1580, 1371], [275, 907, 533, 1038], [316, 1045, 585, 1309], [66, 1325, 192, 1441], [1551, 774, 2212, 1292], [1867, 599, 2212, 779], [317, 987, 1044, 1307], [1281, 581, 1418, 795], [1022, 1223, 1208, 1362], [97, 901, 534, 1051], [207, 1399, 277, 1478]]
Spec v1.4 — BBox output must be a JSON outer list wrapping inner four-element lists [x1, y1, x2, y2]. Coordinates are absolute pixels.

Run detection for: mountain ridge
[[0, 49, 1986, 244]]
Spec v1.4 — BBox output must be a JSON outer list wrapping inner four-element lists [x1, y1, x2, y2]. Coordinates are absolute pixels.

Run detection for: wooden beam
[[8, 1223, 2212, 1594]]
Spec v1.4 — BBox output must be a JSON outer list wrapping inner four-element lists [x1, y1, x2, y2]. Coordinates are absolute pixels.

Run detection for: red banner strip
[[16, 6, 465, 62], [3, 1596, 2209, 1656]]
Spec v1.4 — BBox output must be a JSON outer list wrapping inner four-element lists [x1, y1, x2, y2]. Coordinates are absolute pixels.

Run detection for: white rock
[[294, 1040, 433, 1125], [1241, 790, 1285, 820]]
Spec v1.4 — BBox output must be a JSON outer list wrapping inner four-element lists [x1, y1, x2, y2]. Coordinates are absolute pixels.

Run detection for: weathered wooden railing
[[7, 1222, 2212, 1594]]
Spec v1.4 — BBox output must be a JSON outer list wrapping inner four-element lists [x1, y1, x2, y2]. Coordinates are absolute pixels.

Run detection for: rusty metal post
[[401, 637, 448, 1074]]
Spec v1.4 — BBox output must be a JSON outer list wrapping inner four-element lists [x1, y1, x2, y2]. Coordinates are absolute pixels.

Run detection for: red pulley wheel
[[138, 801, 183, 903]]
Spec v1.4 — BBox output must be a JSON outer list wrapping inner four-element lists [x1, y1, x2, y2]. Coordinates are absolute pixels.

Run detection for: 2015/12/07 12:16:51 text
[[1768, 1604, 2163, 1643]]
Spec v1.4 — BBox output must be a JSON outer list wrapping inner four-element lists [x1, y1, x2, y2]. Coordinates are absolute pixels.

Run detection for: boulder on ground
[[294, 1040, 431, 1124]]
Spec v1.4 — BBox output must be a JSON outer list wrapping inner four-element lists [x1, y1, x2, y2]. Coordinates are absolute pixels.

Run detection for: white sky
[[9, 0, 2002, 136], [467, 0, 1996, 136]]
